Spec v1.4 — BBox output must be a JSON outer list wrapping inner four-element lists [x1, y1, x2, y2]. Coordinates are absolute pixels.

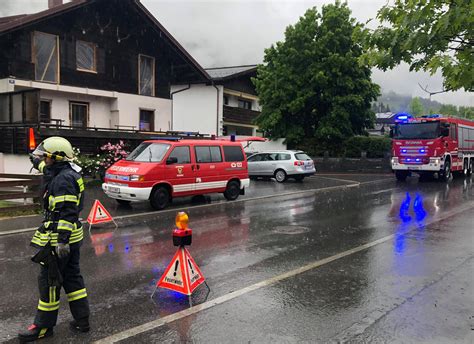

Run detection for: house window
[[139, 109, 154, 131], [238, 99, 252, 110], [76, 41, 96, 72], [40, 100, 51, 123], [70, 102, 88, 128], [0, 95, 9, 123], [223, 96, 229, 105], [32, 31, 59, 83], [138, 54, 155, 96]]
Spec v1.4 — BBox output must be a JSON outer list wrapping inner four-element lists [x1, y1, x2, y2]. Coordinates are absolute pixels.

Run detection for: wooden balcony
[[0, 123, 210, 155], [223, 105, 260, 125]]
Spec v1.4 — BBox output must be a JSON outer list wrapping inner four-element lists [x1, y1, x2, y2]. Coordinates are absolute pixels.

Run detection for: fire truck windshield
[[126, 142, 170, 162], [394, 121, 440, 139]]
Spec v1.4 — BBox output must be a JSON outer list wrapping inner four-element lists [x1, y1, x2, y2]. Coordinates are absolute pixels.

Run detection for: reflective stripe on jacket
[[31, 162, 85, 247]]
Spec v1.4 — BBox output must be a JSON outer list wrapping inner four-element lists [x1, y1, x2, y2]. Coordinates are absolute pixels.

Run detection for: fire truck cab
[[390, 114, 474, 181]]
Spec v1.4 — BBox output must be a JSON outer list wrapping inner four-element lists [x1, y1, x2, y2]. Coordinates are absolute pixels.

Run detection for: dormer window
[[76, 41, 96, 73], [138, 54, 155, 96], [32, 31, 59, 83]]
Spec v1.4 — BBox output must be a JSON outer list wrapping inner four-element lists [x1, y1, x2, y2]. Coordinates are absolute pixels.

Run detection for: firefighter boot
[[69, 317, 90, 333], [18, 324, 53, 343]]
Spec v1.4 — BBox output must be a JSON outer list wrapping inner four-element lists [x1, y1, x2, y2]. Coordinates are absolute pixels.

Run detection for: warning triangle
[[87, 200, 114, 225], [157, 247, 205, 295], [184, 248, 205, 291]]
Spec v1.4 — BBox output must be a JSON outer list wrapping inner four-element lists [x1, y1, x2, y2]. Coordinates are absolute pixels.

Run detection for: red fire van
[[102, 139, 249, 209]]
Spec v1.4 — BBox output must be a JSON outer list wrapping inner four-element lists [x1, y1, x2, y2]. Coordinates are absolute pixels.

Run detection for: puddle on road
[[273, 225, 311, 235]]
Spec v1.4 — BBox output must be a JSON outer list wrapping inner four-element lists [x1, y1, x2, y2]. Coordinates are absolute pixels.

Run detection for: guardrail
[[0, 173, 42, 214]]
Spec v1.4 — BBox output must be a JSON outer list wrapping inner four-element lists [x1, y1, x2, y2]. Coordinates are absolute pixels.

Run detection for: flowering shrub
[[72, 141, 129, 178], [99, 140, 129, 171]]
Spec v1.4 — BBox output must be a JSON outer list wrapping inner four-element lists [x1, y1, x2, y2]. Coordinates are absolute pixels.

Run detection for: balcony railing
[[223, 105, 260, 125]]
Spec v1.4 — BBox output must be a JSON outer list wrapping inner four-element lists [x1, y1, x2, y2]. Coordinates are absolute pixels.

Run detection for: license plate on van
[[109, 186, 120, 193]]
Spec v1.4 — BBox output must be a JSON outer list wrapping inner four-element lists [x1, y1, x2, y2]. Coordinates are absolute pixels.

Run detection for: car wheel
[[116, 199, 131, 206], [274, 169, 287, 183], [294, 175, 304, 182], [150, 186, 170, 210], [224, 181, 240, 201]]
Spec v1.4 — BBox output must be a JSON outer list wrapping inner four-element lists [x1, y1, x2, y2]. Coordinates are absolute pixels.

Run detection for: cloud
[[2, 0, 472, 106]]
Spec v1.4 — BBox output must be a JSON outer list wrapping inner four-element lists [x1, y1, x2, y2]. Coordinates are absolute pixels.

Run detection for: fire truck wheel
[[116, 199, 131, 206], [274, 169, 287, 183], [464, 160, 472, 176], [440, 161, 451, 182], [224, 181, 240, 201], [150, 186, 170, 210], [395, 171, 408, 182]]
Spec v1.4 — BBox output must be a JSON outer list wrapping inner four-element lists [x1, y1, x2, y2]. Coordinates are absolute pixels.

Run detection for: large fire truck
[[390, 114, 474, 181]]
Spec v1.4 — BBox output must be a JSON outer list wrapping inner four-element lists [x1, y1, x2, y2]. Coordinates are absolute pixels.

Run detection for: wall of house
[[40, 90, 113, 128], [0, 0, 207, 98], [114, 93, 172, 132], [171, 84, 224, 136], [0, 153, 32, 174]]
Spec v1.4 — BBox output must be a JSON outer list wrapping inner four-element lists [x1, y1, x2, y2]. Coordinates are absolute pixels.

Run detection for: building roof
[[205, 65, 257, 80], [0, 0, 210, 81]]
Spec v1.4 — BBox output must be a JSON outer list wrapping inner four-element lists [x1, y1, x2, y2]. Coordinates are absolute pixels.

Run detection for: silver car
[[247, 150, 316, 182]]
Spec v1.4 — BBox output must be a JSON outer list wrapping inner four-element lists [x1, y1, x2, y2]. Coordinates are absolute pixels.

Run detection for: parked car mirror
[[166, 157, 178, 165]]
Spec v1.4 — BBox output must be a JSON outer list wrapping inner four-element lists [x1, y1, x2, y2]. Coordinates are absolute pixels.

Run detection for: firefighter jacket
[[31, 162, 85, 248]]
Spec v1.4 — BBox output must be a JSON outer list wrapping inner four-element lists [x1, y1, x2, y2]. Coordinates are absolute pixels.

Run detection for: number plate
[[108, 186, 120, 193]]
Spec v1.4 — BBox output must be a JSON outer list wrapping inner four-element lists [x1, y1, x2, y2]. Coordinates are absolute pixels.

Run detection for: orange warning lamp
[[173, 211, 192, 247], [28, 128, 36, 151], [175, 211, 189, 230]]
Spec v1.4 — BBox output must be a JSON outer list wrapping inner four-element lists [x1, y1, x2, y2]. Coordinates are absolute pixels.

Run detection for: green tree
[[360, 0, 474, 92], [457, 106, 474, 119], [409, 97, 424, 116], [253, 2, 379, 151], [438, 104, 458, 116]]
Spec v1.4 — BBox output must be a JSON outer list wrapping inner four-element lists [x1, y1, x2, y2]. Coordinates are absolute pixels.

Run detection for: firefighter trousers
[[34, 242, 90, 328]]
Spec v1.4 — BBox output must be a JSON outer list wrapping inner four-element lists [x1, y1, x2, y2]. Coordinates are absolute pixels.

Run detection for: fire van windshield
[[126, 142, 170, 162], [395, 121, 440, 139]]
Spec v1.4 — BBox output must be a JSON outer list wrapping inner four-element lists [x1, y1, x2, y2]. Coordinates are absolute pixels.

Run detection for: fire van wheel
[[274, 169, 287, 183], [150, 186, 170, 210], [224, 181, 240, 201]]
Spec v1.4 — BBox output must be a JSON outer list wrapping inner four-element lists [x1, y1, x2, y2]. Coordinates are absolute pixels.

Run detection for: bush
[[294, 135, 391, 158], [344, 136, 391, 158], [73, 141, 129, 178]]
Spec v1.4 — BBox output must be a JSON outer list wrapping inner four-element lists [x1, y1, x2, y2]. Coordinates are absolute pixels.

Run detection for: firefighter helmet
[[33, 136, 74, 161]]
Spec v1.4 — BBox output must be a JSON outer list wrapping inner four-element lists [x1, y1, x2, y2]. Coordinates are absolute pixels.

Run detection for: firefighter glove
[[56, 243, 70, 259]]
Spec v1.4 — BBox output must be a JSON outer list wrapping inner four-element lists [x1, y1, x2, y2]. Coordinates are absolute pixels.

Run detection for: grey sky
[[2, 0, 472, 106]]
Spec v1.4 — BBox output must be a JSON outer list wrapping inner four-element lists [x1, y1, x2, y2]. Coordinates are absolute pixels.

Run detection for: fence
[[0, 173, 42, 214]]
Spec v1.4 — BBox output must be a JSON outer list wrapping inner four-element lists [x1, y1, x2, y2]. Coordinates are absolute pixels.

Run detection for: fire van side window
[[223, 146, 244, 162], [169, 146, 191, 164]]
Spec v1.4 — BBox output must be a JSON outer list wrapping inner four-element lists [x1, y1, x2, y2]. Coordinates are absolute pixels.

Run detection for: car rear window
[[277, 153, 291, 160], [223, 146, 244, 162], [295, 153, 311, 160]]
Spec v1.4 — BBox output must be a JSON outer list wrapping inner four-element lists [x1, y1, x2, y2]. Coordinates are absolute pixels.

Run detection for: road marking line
[[93, 202, 474, 343], [314, 175, 361, 184]]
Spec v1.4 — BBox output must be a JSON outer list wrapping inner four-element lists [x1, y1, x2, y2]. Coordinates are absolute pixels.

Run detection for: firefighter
[[18, 137, 90, 343]]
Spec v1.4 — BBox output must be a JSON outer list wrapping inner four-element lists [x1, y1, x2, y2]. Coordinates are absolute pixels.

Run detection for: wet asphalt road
[[0, 174, 473, 343]]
